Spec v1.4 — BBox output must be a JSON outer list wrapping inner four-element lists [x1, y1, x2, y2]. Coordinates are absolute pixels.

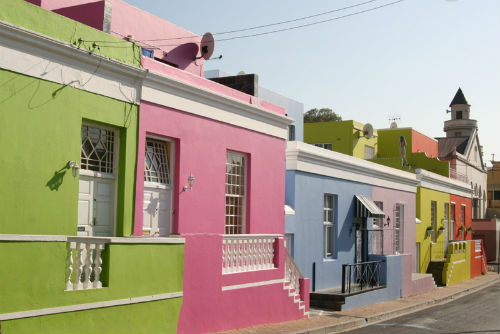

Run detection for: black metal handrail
[[341, 260, 384, 294]]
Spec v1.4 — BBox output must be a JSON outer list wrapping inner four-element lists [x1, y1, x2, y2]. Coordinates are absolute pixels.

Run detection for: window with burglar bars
[[394, 204, 404, 253], [144, 139, 171, 185], [323, 194, 335, 258], [460, 204, 466, 239], [371, 201, 383, 255], [225, 151, 247, 234], [81, 125, 115, 173], [431, 201, 437, 242]]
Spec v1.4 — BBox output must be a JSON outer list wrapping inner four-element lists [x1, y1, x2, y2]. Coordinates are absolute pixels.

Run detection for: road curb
[[294, 275, 499, 334]]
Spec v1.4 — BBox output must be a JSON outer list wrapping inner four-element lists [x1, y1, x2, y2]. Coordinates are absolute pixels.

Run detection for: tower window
[[456, 111, 463, 119]]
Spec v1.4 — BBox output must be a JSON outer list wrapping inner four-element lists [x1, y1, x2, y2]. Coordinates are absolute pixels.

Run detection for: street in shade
[[344, 283, 500, 334]]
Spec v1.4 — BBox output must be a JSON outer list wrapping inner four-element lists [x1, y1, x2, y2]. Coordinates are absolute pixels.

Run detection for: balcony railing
[[222, 234, 279, 274], [284, 250, 303, 293], [66, 237, 108, 291], [449, 168, 469, 183], [342, 260, 384, 294]]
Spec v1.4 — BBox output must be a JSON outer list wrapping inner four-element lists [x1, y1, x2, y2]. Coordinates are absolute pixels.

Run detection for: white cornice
[[0, 19, 144, 104], [286, 141, 418, 193], [142, 71, 293, 139], [415, 169, 472, 198]]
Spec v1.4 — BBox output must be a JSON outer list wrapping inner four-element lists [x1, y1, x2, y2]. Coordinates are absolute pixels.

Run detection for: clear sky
[[126, 0, 499, 166]]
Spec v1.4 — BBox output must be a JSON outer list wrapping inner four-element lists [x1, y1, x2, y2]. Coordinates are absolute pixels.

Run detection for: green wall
[[304, 120, 378, 158], [374, 128, 449, 177], [0, 69, 138, 236], [3, 298, 182, 334], [416, 187, 450, 272], [0, 241, 184, 333], [0, 0, 141, 67]]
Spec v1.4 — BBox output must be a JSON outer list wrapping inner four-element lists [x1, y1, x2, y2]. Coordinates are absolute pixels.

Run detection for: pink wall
[[133, 101, 286, 235], [178, 235, 306, 334], [371, 187, 437, 297], [372, 186, 416, 258], [412, 129, 438, 158]]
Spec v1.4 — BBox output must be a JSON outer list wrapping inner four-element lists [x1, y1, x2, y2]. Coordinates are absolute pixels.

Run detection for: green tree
[[304, 108, 342, 123]]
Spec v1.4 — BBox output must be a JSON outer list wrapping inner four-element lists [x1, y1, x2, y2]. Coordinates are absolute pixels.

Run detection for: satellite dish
[[390, 121, 398, 129], [199, 32, 214, 60], [363, 123, 374, 139], [237, 71, 246, 76]]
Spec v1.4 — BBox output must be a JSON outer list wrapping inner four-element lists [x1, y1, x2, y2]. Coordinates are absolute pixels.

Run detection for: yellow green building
[[304, 120, 378, 159]]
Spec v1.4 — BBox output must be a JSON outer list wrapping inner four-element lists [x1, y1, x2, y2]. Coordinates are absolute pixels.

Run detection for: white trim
[[0, 292, 183, 321], [475, 255, 483, 259], [222, 279, 284, 291], [285, 205, 296, 215], [142, 71, 292, 139], [0, 20, 143, 104], [415, 169, 472, 198], [0, 234, 185, 244], [286, 141, 418, 192], [0, 234, 67, 242], [452, 259, 466, 265]]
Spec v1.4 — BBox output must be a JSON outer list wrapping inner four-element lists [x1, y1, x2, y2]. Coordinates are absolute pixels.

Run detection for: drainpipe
[[312, 262, 316, 292]]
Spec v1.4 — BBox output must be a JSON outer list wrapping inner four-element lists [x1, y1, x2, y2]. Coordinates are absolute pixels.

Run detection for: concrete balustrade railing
[[66, 237, 108, 291], [222, 234, 279, 274]]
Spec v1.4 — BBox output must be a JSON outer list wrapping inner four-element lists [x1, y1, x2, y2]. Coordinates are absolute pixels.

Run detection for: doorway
[[143, 137, 174, 236]]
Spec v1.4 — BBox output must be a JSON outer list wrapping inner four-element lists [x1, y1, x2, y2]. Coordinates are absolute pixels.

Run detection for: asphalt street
[[344, 283, 500, 334]]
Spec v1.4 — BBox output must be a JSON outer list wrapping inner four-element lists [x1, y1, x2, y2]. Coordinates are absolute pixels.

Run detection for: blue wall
[[342, 255, 402, 310], [285, 170, 372, 291]]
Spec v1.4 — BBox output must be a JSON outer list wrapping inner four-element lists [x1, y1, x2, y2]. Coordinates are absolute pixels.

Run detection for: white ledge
[[0, 234, 185, 244], [0, 291, 183, 321], [286, 141, 419, 192], [142, 70, 293, 139], [415, 168, 472, 197]]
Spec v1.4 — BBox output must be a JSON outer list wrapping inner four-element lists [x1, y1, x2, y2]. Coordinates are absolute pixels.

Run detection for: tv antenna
[[388, 115, 401, 128]]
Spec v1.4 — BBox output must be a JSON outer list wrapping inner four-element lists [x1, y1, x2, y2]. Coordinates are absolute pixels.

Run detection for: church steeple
[[449, 87, 469, 107], [443, 87, 476, 138]]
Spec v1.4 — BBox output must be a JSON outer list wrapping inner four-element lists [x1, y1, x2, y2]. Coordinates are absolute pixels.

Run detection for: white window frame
[[431, 201, 437, 243], [323, 194, 335, 259], [450, 202, 456, 240], [394, 203, 404, 254], [364, 145, 375, 159], [225, 151, 247, 234]]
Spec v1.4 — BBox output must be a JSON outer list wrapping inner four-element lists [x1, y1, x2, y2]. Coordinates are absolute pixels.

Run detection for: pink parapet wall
[[178, 234, 307, 334], [133, 101, 286, 236], [141, 57, 286, 115]]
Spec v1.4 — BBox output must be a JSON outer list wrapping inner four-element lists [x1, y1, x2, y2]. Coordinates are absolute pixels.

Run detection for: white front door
[[78, 175, 114, 236], [143, 138, 173, 237], [77, 124, 117, 237]]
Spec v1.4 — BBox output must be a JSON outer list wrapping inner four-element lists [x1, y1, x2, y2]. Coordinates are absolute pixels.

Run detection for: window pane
[[225, 152, 247, 234]]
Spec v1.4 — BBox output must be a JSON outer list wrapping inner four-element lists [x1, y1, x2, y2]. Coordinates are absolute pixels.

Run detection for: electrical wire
[[155, 0, 407, 47], [140, 0, 382, 42]]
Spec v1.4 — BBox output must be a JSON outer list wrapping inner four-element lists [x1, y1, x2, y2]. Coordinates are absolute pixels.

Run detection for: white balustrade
[[66, 238, 107, 291], [222, 235, 278, 274], [284, 250, 303, 294]]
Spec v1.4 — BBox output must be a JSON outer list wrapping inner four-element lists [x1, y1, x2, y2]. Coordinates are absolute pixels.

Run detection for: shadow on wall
[[163, 43, 199, 70], [338, 199, 356, 253], [46, 163, 71, 191]]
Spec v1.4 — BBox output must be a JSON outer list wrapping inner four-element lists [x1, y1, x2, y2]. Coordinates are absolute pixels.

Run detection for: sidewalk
[[217, 272, 499, 334]]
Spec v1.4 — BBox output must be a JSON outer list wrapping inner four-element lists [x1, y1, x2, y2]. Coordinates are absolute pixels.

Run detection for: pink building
[[31, 1, 309, 333]]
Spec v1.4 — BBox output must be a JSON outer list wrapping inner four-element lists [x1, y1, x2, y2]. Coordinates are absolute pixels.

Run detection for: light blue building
[[285, 142, 418, 310]]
